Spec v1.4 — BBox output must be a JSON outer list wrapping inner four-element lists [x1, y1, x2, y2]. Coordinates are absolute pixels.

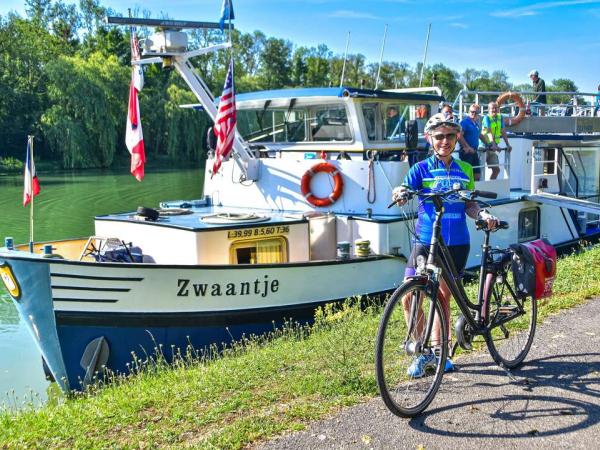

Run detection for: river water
[[0, 167, 203, 407]]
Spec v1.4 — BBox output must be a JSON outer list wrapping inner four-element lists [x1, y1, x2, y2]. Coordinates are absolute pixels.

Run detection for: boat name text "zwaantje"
[[177, 275, 280, 298]]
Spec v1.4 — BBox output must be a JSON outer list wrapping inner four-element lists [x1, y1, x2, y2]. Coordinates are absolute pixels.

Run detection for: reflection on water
[[0, 293, 18, 328], [0, 287, 50, 408], [0, 167, 204, 407]]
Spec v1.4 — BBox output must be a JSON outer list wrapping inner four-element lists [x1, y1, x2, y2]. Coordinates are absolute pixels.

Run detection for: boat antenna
[[374, 24, 388, 90], [339, 31, 351, 88], [418, 23, 431, 88], [27, 135, 35, 253]]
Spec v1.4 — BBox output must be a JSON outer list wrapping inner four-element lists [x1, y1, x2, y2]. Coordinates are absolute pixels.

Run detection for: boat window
[[236, 103, 351, 143], [230, 237, 288, 264], [518, 208, 540, 242], [362, 103, 381, 140], [364, 102, 431, 143], [312, 106, 352, 141], [560, 147, 600, 197]]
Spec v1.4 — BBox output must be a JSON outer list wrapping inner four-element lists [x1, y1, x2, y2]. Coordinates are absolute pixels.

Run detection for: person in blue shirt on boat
[[458, 104, 493, 181], [392, 113, 500, 378], [481, 101, 511, 180]]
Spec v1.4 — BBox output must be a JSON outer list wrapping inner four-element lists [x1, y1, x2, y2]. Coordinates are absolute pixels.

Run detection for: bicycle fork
[[404, 279, 441, 356]]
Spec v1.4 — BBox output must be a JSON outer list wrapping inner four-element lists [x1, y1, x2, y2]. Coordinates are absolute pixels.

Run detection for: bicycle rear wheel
[[375, 280, 448, 417], [484, 266, 537, 369]]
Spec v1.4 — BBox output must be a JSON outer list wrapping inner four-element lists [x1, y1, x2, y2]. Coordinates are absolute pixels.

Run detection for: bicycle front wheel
[[375, 280, 448, 417], [484, 269, 537, 369]]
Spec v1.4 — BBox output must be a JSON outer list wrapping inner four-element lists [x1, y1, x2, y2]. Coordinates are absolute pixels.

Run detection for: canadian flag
[[125, 27, 145, 181]]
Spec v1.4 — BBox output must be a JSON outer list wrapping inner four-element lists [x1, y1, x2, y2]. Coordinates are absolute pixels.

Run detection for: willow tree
[[42, 51, 128, 168], [164, 84, 207, 161], [0, 13, 68, 158]]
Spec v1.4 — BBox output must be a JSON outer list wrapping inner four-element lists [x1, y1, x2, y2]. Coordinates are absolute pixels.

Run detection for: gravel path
[[257, 297, 600, 449]]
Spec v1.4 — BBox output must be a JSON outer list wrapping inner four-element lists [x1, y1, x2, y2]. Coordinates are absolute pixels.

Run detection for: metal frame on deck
[[105, 16, 258, 181]]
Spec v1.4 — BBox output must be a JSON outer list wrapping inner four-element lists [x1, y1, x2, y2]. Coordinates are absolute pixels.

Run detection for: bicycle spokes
[[376, 282, 448, 417], [485, 262, 538, 369]]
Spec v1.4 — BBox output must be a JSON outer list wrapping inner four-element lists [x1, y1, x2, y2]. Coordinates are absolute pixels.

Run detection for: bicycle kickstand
[[498, 363, 534, 390], [450, 341, 460, 359]]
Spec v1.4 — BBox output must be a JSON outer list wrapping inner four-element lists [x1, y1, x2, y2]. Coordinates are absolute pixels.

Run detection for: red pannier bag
[[511, 238, 557, 299]]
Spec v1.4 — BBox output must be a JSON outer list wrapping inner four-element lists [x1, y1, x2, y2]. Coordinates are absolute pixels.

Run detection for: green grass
[[2, 244, 600, 449]]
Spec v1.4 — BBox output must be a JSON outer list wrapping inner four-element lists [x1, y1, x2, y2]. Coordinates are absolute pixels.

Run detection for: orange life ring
[[301, 162, 344, 207], [496, 91, 526, 127]]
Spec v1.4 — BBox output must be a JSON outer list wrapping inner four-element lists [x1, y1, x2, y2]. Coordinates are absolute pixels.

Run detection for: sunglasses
[[432, 133, 457, 141], [469, 110, 479, 114]]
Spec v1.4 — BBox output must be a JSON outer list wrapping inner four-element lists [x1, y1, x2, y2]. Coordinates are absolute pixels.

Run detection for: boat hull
[[0, 252, 404, 390]]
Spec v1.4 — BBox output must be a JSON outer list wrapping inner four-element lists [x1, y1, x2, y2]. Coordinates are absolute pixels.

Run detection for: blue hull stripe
[[56, 291, 393, 390], [54, 293, 392, 328]]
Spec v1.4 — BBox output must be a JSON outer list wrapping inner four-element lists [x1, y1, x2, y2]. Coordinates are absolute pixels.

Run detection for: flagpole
[[339, 31, 350, 88], [28, 135, 34, 253], [228, 0, 233, 44], [375, 24, 388, 90], [418, 23, 431, 88]]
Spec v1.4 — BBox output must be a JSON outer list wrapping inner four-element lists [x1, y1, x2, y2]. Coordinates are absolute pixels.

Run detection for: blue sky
[[2, 0, 599, 93]]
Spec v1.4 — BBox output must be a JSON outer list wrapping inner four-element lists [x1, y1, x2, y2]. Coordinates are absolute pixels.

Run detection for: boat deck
[[95, 205, 309, 231]]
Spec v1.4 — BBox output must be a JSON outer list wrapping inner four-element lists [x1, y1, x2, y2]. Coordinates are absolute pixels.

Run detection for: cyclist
[[392, 112, 500, 377]]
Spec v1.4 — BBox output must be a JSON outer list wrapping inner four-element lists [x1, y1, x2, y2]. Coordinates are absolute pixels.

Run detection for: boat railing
[[479, 148, 510, 181], [530, 146, 561, 194], [454, 89, 600, 119]]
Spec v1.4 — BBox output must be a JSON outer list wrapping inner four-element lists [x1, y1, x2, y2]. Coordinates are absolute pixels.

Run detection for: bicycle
[[375, 186, 537, 417]]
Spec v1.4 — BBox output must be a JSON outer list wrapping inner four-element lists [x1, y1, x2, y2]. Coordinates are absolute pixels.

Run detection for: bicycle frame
[[408, 194, 516, 343]]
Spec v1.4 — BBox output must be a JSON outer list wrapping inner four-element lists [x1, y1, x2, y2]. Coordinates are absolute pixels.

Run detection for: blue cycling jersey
[[403, 154, 475, 246]]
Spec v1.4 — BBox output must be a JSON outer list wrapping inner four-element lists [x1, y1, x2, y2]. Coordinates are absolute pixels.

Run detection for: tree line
[[0, 0, 582, 170]]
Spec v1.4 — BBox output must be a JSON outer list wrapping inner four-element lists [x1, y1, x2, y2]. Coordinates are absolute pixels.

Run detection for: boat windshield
[[362, 102, 431, 142], [561, 146, 600, 199], [237, 102, 352, 143]]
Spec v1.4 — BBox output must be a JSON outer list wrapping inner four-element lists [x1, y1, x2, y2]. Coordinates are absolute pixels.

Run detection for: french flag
[[125, 26, 146, 181], [23, 139, 40, 206]]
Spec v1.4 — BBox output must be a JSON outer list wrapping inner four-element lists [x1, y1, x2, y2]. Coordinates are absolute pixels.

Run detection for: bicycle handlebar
[[387, 187, 497, 208], [473, 190, 497, 199], [476, 219, 509, 231]]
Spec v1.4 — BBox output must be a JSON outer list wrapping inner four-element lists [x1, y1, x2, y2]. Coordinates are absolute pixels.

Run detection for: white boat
[[1, 17, 600, 392]]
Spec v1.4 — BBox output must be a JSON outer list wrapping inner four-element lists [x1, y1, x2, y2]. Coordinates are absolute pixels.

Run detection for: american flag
[[125, 26, 146, 181], [212, 58, 236, 177]]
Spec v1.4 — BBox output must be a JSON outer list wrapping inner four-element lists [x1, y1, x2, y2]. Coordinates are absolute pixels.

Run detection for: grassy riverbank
[[2, 245, 600, 448]]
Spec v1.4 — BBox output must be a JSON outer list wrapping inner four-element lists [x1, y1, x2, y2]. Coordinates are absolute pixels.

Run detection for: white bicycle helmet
[[424, 113, 462, 134]]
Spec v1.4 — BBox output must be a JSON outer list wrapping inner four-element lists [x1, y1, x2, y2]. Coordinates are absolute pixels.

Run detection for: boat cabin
[[86, 87, 600, 270]]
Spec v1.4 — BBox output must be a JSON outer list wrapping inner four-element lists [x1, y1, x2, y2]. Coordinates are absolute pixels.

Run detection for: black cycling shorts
[[405, 243, 470, 278]]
